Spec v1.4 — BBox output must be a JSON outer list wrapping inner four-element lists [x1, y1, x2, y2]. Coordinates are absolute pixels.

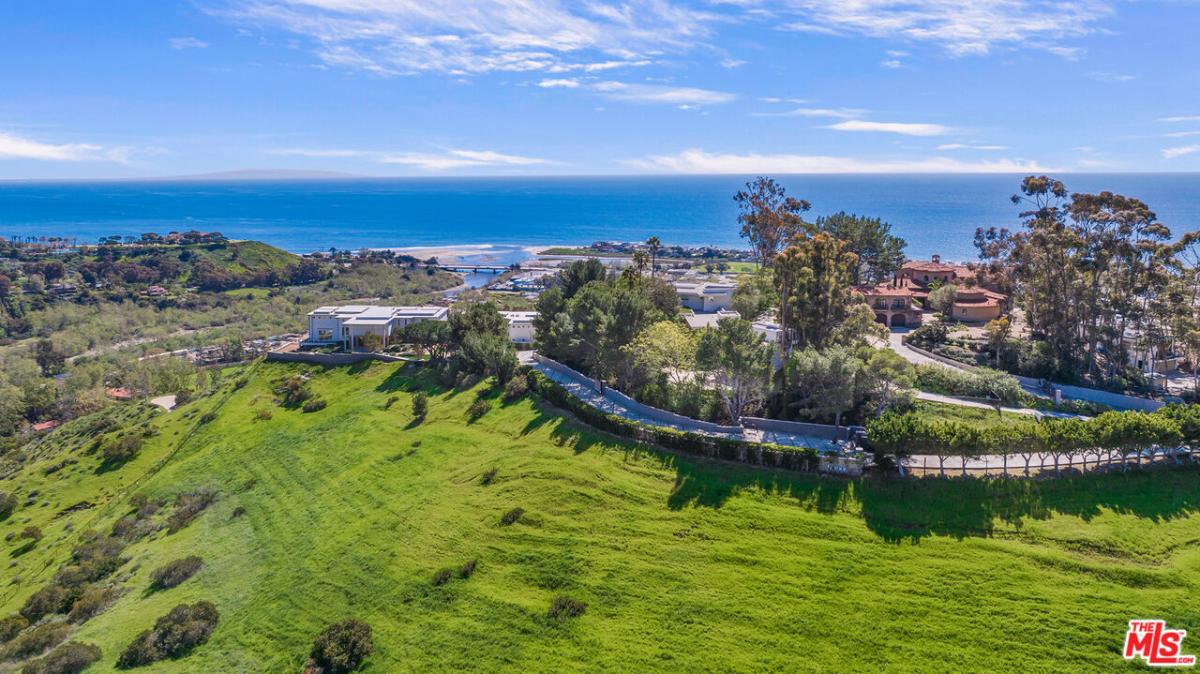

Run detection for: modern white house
[[674, 281, 736, 313], [681, 309, 782, 344], [500, 311, 537, 344], [305, 305, 448, 350]]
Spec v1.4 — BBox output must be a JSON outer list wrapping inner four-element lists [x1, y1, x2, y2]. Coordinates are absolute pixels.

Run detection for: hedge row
[[526, 369, 820, 472]]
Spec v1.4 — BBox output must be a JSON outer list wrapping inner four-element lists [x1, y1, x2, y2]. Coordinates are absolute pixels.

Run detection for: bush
[[116, 602, 219, 668], [2, 623, 70, 661], [547, 596, 587, 620], [21, 641, 101, 674], [101, 433, 144, 464], [67, 587, 120, 624], [20, 585, 75, 623], [499, 507, 524, 526], [302, 398, 327, 413], [382, 396, 398, 410], [230, 506, 246, 519], [309, 619, 374, 674], [149, 556, 203, 591], [431, 569, 452, 586], [501, 373, 529, 402], [167, 488, 217, 534], [913, 365, 1024, 405], [467, 398, 491, 421], [411, 393, 428, 421], [479, 467, 497, 486], [198, 412, 216, 424], [174, 389, 193, 406], [0, 615, 29, 644], [254, 409, 272, 421], [276, 376, 312, 407], [0, 492, 17, 521], [20, 526, 42, 542], [458, 559, 477, 579]]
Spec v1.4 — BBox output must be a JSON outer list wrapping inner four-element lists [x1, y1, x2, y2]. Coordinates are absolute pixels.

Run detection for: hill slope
[[0, 361, 1198, 672]]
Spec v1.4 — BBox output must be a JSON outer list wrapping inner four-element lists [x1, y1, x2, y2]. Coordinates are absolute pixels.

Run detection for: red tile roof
[[31, 420, 60, 432]]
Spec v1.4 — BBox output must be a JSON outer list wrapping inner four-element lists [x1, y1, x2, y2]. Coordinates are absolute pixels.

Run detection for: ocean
[[1, 174, 1198, 261]]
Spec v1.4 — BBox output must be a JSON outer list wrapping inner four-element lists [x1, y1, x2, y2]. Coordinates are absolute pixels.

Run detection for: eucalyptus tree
[[734, 177, 810, 266], [814, 211, 907, 285]]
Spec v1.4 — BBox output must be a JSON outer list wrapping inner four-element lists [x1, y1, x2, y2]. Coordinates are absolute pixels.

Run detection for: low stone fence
[[740, 416, 851, 442]]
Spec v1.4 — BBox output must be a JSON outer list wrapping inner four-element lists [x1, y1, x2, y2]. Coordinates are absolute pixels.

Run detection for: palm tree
[[632, 250, 650, 275], [645, 236, 661, 277]]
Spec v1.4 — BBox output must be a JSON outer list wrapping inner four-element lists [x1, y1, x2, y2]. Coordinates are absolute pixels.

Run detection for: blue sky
[[2, 0, 1199, 178]]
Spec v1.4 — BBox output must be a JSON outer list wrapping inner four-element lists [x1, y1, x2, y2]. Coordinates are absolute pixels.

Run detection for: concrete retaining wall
[[740, 416, 850, 441]]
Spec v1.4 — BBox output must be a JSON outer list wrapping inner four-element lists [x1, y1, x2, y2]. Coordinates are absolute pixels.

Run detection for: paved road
[[526, 357, 844, 452]]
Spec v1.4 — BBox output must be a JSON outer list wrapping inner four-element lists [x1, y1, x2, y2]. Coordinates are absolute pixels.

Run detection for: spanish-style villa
[[674, 281, 736, 313], [858, 255, 1007, 327], [306, 305, 449, 349]]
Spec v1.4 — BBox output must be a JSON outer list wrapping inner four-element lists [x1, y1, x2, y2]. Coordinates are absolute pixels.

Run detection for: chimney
[[931, 254, 941, 264]]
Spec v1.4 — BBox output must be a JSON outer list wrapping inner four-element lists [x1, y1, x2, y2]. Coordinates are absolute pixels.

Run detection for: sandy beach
[[374, 243, 556, 265]]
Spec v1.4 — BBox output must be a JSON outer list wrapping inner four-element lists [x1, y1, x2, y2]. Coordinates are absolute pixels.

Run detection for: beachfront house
[[674, 281, 735, 313], [500, 311, 537, 344], [306, 305, 449, 350]]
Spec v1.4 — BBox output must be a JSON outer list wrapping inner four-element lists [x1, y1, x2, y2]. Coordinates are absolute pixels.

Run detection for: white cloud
[[591, 81, 735, 105], [752, 106, 863, 119], [1085, 71, 1134, 83], [880, 59, 903, 68], [216, 0, 713, 75], [1162, 145, 1200, 160], [773, 0, 1111, 57], [169, 36, 210, 50], [623, 148, 1056, 173], [1164, 131, 1200, 139], [828, 120, 950, 136], [937, 143, 1007, 151], [0, 131, 130, 163], [720, 58, 747, 68], [537, 78, 580, 88], [271, 146, 552, 170], [1160, 116, 1200, 123]]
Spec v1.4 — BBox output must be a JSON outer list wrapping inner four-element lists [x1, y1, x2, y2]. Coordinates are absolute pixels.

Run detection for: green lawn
[[909, 400, 1030, 428], [1, 361, 1198, 672]]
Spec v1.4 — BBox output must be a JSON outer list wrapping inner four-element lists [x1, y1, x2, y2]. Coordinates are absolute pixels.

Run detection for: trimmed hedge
[[526, 369, 819, 472]]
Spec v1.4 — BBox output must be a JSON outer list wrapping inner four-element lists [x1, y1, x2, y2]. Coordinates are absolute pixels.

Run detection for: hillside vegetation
[[0, 361, 1196, 671]]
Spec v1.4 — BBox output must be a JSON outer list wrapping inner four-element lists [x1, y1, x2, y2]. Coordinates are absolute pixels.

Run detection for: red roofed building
[[862, 254, 1008, 326], [31, 420, 60, 433], [106, 387, 135, 401]]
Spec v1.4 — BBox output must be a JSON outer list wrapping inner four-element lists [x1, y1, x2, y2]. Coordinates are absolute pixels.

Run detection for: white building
[[674, 281, 736, 313], [681, 309, 782, 344], [305, 305, 448, 350], [500, 311, 537, 344]]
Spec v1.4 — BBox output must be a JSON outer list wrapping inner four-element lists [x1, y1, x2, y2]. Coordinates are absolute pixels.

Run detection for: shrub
[[458, 559, 477, 579], [411, 393, 428, 421], [2, 622, 70, 661], [309, 619, 374, 674], [149, 556, 203, 591], [174, 389, 193, 406], [502, 374, 529, 402], [67, 587, 119, 624], [479, 467, 497, 486], [167, 488, 217, 534], [431, 569, 452, 586], [0, 492, 16, 521], [254, 409, 272, 421], [467, 398, 491, 421], [21, 641, 101, 674], [382, 396, 398, 410], [116, 602, 219, 668], [20, 526, 42, 542], [547, 596, 587, 620], [0, 616, 29, 644], [101, 433, 144, 464], [230, 506, 246, 519], [499, 507, 524, 526], [20, 585, 75, 623], [302, 398, 327, 413], [276, 376, 312, 407], [198, 412, 217, 424]]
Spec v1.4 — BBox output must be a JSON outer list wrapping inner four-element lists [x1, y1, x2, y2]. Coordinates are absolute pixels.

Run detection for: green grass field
[[1, 361, 1198, 672]]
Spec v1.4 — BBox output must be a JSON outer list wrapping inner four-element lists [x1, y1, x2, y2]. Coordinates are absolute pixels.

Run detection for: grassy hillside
[[0, 361, 1197, 672], [179, 240, 300, 277]]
